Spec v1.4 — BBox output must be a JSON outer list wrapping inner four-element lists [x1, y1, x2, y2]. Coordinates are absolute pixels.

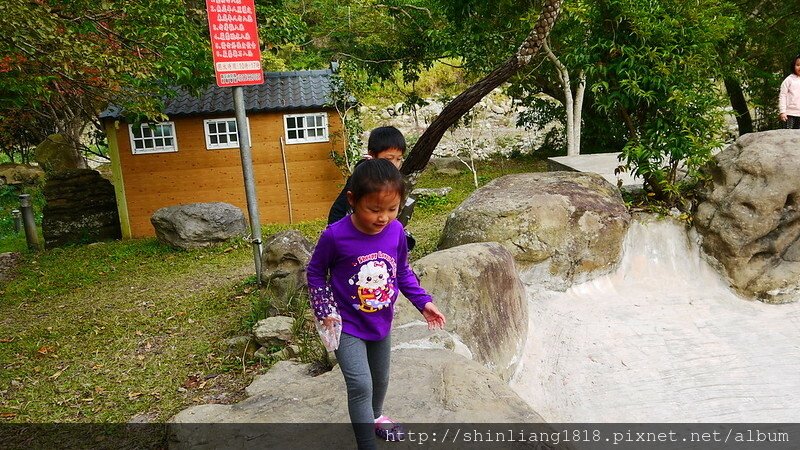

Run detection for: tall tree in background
[[0, 0, 212, 160], [720, 0, 800, 134], [584, 0, 736, 201], [401, 0, 562, 177], [289, 0, 563, 176]]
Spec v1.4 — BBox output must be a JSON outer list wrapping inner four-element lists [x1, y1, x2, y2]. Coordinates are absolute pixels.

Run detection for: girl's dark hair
[[367, 126, 406, 155], [349, 158, 406, 204], [791, 54, 800, 75]]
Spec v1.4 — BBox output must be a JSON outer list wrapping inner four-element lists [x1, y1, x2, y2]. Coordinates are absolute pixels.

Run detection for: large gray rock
[[260, 230, 314, 301], [396, 242, 527, 381], [251, 315, 294, 348], [695, 130, 800, 303], [427, 157, 465, 175], [33, 134, 88, 173], [0, 163, 44, 186], [41, 169, 121, 248], [411, 187, 452, 199], [169, 242, 559, 448], [150, 202, 246, 250], [439, 171, 630, 290], [170, 349, 550, 449]]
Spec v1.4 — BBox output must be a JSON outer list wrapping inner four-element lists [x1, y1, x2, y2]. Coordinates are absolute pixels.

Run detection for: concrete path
[[511, 219, 800, 422], [548, 153, 641, 189]]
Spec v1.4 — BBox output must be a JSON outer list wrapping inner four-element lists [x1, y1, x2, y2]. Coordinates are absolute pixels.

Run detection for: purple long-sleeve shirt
[[306, 217, 432, 341]]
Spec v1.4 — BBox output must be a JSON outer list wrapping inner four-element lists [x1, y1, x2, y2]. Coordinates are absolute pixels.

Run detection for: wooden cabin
[[100, 69, 346, 238]]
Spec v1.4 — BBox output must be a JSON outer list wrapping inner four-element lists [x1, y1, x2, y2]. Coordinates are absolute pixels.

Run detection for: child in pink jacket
[[779, 54, 800, 129]]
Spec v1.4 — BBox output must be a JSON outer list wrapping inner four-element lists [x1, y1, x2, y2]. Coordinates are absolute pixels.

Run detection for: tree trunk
[[401, 0, 563, 177], [574, 71, 586, 154], [723, 76, 753, 136], [544, 41, 575, 155], [543, 40, 586, 156]]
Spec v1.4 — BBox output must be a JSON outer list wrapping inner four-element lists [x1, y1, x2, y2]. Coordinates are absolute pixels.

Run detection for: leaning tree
[[400, 0, 563, 178]]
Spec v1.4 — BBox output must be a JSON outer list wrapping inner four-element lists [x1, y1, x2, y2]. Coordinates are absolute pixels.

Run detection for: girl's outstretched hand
[[322, 314, 341, 333], [422, 302, 446, 330]]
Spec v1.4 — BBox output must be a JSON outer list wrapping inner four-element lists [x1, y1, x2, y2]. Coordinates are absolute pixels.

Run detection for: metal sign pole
[[233, 86, 263, 284], [206, 0, 264, 283]]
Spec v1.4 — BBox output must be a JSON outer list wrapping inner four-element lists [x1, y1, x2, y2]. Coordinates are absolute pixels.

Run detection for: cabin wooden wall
[[106, 110, 345, 238]]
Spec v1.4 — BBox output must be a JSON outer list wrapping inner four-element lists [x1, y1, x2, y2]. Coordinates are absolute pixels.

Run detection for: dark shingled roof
[[100, 69, 335, 119]]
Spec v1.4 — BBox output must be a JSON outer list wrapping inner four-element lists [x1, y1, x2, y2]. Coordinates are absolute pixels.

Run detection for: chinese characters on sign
[[206, 0, 263, 87]]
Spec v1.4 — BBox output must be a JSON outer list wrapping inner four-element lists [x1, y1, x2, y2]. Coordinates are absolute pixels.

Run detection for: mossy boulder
[[439, 171, 631, 290]]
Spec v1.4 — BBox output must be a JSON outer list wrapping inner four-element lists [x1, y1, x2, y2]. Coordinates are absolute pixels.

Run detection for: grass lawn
[[0, 155, 547, 423]]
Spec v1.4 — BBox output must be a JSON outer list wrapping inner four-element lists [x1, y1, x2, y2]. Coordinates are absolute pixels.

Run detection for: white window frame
[[203, 117, 249, 150], [283, 113, 329, 144], [128, 122, 178, 155]]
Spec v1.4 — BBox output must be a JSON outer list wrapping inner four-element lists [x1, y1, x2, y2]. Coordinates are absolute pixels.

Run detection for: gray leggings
[[335, 332, 391, 450]]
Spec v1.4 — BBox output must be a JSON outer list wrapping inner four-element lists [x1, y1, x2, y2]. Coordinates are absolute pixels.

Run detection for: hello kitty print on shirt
[[349, 259, 396, 312]]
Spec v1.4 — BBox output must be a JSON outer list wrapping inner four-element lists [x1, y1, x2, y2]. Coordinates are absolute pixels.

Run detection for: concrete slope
[[512, 218, 800, 422]]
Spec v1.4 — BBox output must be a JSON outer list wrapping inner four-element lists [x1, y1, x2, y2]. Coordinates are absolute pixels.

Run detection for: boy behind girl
[[327, 126, 416, 249]]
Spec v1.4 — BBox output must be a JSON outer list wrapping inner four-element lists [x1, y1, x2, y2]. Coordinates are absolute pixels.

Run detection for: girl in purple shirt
[[307, 159, 445, 449]]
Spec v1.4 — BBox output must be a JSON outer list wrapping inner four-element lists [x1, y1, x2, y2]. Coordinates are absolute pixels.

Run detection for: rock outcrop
[[41, 169, 121, 248], [33, 134, 88, 173], [252, 316, 294, 348], [170, 347, 549, 449], [169, 242, 550, 447], [695, 130, 800, 303], [260, 230, 314, 301], [396, 242, 527, 380], [426, 157, 465, 175], [438, 171, 630, 290], [0, 163, 44, 186], [150, 202, 246, 250]]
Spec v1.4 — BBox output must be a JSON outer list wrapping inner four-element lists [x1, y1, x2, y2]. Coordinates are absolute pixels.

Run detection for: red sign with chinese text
[[206, 0, 263, 87]]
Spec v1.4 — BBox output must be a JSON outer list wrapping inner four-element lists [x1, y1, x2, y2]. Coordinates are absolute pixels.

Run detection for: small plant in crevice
[[414, 195, 449, 209], [239, 281, 272, 332], [289, 294, 330, 370], [237, 282, 332, 372], [621, 189, 694, 225]]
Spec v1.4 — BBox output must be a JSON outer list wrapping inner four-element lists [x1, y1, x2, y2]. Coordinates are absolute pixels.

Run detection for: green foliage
[[578, 0, 735, 204], [0, 183, 45, 252], [514, 95, 567, 156], [238, 278, 330, 368], [255, 1, 328, 70], [516, 96, 563, 131], [718, 1, 800, 131], [414, 194, 449, 209], [0, 0, 214, 162], [327, 61, 366, 175]]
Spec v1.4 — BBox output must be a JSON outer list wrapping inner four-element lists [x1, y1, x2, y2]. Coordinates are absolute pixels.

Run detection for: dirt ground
[[0, 252, 21, 284]]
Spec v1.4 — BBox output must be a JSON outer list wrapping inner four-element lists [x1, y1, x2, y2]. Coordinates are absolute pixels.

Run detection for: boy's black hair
[[349, 158, 406, 204], [367, 126, 406, 156]]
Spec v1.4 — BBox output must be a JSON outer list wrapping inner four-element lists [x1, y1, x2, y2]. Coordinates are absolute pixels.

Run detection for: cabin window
[[128, 122, 178, 154], [204, 118, 240, 150], [284, 113, 328, 144]]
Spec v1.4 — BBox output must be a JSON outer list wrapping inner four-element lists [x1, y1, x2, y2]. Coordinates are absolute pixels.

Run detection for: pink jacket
[[779, 74, 800, 116]]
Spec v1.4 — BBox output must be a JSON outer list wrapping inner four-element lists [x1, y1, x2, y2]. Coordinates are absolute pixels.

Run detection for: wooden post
[[19, 194, 41, 250]]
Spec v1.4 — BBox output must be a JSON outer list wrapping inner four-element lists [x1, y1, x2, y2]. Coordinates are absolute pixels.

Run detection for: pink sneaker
[[374, 415, 406, 441]]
